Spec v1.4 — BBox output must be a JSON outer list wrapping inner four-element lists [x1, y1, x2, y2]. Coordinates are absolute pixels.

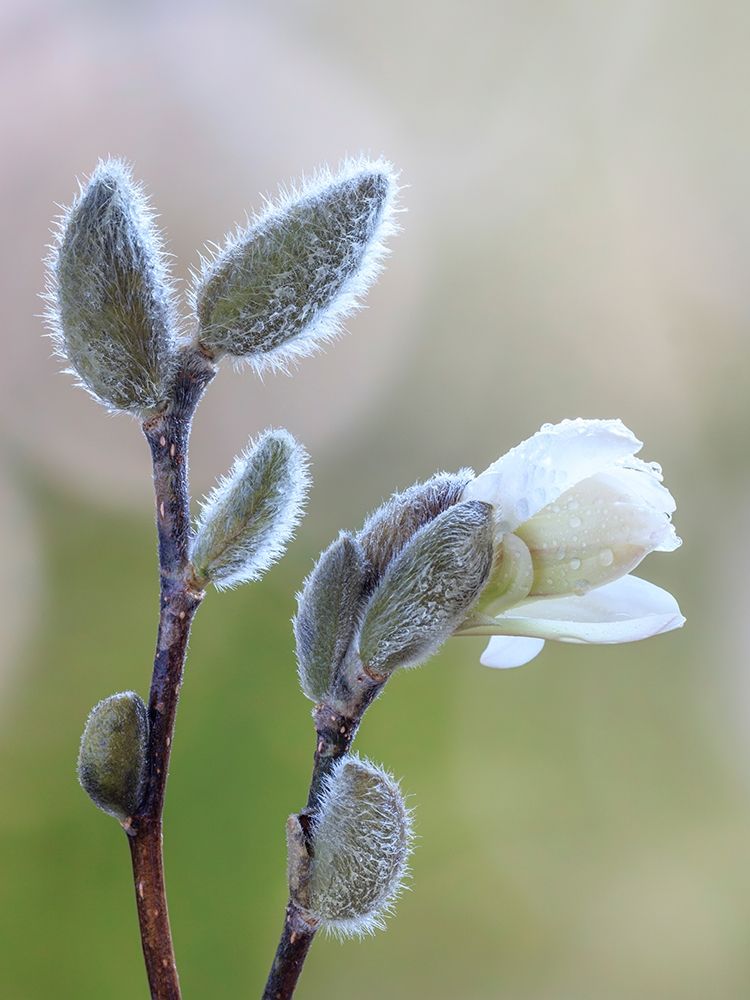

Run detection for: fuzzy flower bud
[[358, 500, 494, 675], [295, 533, 367, 702], [45, 159, 176, 413], [307, 755, 412, 937], [191, 157, 398, 371], [77, 691, 149, 822], [356, 470, 473, 589], [190, 429, 310, 590]]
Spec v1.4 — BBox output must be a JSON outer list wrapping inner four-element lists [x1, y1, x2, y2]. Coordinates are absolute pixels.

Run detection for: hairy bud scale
[[190, 429, 310, 590], [44, 159, 176, 413], [192, 158, 399, 371], [358, 500, 495, 674], [307, 755, 412, 937], [295, 533, 368, 702]]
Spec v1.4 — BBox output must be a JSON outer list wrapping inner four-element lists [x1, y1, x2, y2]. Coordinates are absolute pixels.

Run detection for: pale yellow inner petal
[[516, 476, 671, 597], [473, 532, 534, 615]]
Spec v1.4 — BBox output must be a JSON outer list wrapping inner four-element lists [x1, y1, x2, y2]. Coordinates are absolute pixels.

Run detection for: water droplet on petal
[[569, 558, 581, 570], [599, 548, 614, 567], [569, 516, 582, 528]]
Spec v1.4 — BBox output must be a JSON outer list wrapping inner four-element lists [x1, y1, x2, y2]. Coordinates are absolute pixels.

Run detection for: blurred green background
[[2, 1, 750, 997]]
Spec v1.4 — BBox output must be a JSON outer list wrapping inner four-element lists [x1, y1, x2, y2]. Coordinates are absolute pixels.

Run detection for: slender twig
[[262, 671, 384, 1000], [126, 347, 216, 1000], [262, 902, 318, 1000]]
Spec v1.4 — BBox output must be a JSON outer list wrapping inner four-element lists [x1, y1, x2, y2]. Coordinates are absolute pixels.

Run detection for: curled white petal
[[483, 575, 685, 644], [596, 460, 681, 552], [463, 418, 642, 531], [480, 635, 546, 669]]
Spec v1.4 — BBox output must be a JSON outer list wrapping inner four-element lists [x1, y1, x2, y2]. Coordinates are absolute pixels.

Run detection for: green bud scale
[[190, 429, 310, 590], [44, 159, 177, 414], [77, 691, 149, 822], [191, 157, 399, 371], [358, 500, 495, 674], [294, 532, 368, 702]]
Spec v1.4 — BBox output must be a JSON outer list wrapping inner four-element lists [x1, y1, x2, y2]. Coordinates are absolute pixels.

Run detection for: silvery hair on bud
[[44, 159, 177, 414], [294, 532, 368, 703], [358, 500, 495, 675], [307, 755, 413, 938], [190, 429, 310, 590], [357, 470, 474, 590], [191, 156, 399, 373]]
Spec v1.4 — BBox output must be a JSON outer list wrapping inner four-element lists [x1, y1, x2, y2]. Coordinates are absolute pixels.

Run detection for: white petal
[[480, 635, 546, 668], [463, 418, 642, 532], [484, 575, 685, 644], [609, 457, 676, 514], [595, 461, 681, 552]]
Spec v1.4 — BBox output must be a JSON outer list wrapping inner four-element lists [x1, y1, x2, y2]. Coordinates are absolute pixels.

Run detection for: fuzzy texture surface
[[190, 429, 310, 590], [308, 755, 412, 938], [77, 691, 149, 821], [191, 157, 399, 372], [357, 470, 473, 590], [358, 500, 495, 674], [294, 532, 368, 702], [44, 159, 177, 413]]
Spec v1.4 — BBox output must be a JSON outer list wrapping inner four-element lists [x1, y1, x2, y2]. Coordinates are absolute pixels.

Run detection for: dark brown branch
[[128, 820, 180, 999], [262, 902, 318, 1000], [126, 348, 216, 1000]]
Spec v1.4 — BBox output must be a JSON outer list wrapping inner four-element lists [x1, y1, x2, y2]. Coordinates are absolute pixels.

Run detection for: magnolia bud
[[190, 429, 310, 590], [295, 533, 367, 702], [307, 756, 412, 937], [45, 159, 176, 413], [77, 691, 149, 822], [358, 500, 494, 674], [191, 158, 398, 370], [357, 471, 473, 588]]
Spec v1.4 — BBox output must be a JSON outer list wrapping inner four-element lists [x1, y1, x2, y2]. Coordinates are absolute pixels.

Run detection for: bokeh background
[[2, 1, 750, 997]]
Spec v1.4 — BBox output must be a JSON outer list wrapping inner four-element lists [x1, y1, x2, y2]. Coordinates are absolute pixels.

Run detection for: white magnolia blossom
[[458, 418, 684, 668]]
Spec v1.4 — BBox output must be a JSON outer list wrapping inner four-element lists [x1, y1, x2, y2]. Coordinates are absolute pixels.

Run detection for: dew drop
[[569, 516, 582, 528], [599, 548, 614, 567], [569, 558, 581, 571]]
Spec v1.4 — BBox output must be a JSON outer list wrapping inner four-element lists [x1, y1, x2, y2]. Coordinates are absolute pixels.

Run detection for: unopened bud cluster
[[46, 155, 398, 407], [295, 471, 495, 702]]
